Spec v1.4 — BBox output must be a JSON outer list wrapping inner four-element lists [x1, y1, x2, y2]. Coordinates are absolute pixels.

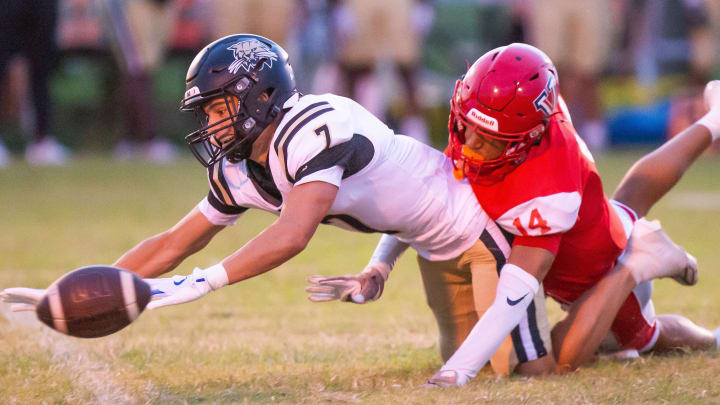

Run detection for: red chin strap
[[448, 134, 520, 185]]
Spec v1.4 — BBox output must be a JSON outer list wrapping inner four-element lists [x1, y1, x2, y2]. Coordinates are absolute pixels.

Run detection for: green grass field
[[0, 151, 719, 404]]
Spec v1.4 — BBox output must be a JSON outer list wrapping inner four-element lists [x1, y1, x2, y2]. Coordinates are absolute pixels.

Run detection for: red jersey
[[468, 112, 628, 303]]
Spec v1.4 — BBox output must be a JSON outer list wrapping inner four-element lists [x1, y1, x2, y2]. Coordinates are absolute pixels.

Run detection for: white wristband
[[205, 263, 229, 290], [696, 111, 720, 141]]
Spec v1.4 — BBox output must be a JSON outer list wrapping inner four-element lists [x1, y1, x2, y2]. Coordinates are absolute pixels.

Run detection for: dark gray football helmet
[[180, 34, 297, 166]]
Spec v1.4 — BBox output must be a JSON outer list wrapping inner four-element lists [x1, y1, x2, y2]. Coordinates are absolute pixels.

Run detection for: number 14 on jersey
[[513, 209, 551, 236]]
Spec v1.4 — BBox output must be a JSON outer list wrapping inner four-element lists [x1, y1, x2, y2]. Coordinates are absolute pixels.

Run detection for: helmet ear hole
[[259, 88, 275, 102]]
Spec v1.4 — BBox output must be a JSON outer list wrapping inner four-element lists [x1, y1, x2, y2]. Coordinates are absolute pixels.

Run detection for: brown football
[[35, 266, 151, 338]]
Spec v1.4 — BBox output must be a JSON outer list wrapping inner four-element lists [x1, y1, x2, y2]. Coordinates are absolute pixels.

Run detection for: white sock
[[714, 328, 720, 349], [619, 219, 688, 284]]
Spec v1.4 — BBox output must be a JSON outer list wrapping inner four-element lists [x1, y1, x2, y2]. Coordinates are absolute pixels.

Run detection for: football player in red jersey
[[429, 43, 720, 386]]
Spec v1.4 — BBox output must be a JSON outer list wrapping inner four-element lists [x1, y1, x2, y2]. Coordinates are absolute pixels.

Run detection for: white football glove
[[146, 268, 216, 310], [305, 263, 390, 304], [145, 274, 202, 300], [0, 287, 46, 312]]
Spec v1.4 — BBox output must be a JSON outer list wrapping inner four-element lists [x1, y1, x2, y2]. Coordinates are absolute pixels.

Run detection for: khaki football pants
[[418, 239, 550, 375]]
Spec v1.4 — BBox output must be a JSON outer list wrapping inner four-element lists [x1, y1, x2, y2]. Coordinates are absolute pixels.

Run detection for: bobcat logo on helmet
[[227, 39, 278, 75], [533, 75, 557, 116]]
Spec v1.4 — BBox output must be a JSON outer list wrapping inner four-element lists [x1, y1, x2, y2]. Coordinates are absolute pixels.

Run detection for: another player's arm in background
[[114, 207, 226, 278]]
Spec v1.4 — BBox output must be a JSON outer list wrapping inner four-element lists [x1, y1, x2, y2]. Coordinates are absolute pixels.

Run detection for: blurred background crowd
[[1, 0, 719, 167]]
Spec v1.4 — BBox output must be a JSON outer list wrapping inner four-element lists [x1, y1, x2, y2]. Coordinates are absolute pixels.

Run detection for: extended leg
[[612, 123, 711, 217], [652, 314, 717, 352], [417, 254, 479, 362], [549, 85, 720, 370]]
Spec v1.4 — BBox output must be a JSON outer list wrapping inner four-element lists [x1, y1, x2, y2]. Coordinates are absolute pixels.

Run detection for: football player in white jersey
[[0, 35, 697, 378], [175, 34, 553, 375]]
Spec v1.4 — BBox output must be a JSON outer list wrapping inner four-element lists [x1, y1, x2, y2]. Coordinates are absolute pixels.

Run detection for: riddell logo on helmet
[[467, 108, 498, 131]]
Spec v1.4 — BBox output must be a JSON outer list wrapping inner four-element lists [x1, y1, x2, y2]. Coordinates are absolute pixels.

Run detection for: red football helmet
[[448, 43, 559, 183]]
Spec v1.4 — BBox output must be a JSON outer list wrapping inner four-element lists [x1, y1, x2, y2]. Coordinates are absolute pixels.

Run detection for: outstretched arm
[[1, 206, 226, 311], [114, 207, 226, 278], [147, 181, 338, 309]]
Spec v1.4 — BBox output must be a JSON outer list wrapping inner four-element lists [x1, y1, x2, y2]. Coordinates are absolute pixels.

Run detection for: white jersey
[[198, 93, 489, 260]]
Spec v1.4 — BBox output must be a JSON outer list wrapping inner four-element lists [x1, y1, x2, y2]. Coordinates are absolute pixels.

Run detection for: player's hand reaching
[[144, 273, 205, 301], [3, 264, 227, 314], [1, 273, 206, 312], [2, 264, 229, 312], [305, 263, 390, 304], [145, 268, 215, 310]]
